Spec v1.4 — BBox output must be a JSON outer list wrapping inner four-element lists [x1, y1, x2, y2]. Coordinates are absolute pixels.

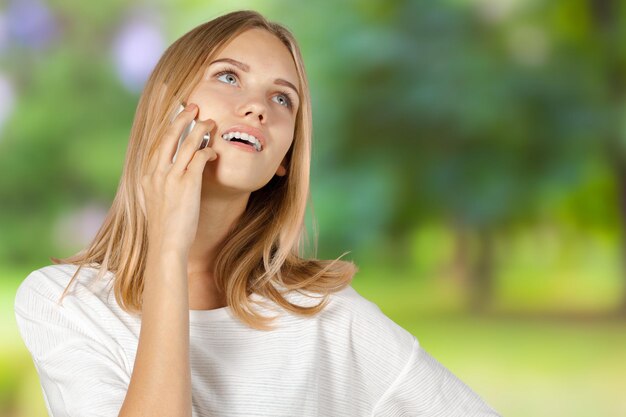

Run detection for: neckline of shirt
[[189, 304, 232, 321], [64, 264, 333, 323], [188, 290, 282, 323]]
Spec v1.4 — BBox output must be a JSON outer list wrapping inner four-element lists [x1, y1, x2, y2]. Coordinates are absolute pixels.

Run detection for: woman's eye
[[273, 94, 291, 108], [216, 71, 238, 85], [215, 69, 293, 110]]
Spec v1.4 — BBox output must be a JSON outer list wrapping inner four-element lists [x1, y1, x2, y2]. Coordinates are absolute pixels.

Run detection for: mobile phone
[[171, 104, 210, 163]]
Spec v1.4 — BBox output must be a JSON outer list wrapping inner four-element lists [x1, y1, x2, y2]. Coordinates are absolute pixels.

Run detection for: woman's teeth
[[221, 132, 262, 152]]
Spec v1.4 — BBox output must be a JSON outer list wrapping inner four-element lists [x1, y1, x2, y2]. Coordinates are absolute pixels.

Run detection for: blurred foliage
[[2, 0, 626, 415]]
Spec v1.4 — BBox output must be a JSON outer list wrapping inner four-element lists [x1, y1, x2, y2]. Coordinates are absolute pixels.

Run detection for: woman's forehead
[[212, 28, 299, 87]]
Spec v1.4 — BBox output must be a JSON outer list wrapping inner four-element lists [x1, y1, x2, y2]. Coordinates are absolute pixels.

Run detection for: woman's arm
[[119, 103, 218, 417], [118, 248, 191, 417]]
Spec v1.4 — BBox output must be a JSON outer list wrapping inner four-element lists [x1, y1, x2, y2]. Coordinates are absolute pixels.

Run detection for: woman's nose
[[238, 94, 267, 123], [245, 109, 264, 122]]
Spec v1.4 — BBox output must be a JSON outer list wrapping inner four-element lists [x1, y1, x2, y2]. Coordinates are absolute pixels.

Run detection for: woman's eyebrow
[[209, 57, 300, 100]]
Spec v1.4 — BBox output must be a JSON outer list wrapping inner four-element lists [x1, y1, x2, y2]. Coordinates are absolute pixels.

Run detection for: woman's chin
[[201, 169, 268, 195]]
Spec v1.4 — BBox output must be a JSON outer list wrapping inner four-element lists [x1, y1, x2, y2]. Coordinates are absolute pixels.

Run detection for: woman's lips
[[222, 137, 258, 153]]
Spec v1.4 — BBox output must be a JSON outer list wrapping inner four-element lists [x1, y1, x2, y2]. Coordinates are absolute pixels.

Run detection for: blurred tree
[[0, 1, 138, 264], [587, 0, 626, 313], [320, 0, 611, 311], [0, 0, 622, 315]]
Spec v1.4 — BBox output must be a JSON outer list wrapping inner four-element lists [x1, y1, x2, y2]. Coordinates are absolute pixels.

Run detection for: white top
[[14, 264, 501, 417]]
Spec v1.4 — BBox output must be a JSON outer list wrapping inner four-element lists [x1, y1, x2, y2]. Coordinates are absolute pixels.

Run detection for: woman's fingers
[[188, 143, 218, 174], [171, 118, 217, 175]]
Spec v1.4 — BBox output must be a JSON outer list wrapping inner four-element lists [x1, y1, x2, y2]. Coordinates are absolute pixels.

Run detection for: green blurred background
[[2, 0, 626, 415]]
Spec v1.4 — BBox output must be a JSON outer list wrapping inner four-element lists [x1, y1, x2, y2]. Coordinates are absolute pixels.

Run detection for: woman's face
[[186, 28, 301, 194]]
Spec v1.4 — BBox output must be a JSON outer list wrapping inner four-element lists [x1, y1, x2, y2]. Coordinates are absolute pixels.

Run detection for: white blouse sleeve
[[372, 340, 501, 417], [14, 270, 130, 417]]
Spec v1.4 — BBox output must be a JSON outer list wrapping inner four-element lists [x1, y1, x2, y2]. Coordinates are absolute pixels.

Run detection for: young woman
[[14, 10, 501, 417]]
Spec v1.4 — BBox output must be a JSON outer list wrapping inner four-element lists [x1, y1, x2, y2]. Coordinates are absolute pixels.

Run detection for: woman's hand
[[139, 103, 217, 256]]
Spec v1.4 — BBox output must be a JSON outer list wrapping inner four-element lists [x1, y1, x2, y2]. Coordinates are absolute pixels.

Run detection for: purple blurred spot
[[6, 0, 58, 49], [0, 73, 15, 138], [0, 13, 8, 52], [112, 18, 165, 92]]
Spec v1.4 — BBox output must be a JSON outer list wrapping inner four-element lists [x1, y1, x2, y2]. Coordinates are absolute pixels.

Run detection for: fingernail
[[186, 103, 197, 112]]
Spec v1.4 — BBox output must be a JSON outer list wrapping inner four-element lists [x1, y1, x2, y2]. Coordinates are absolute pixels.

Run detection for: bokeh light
[[111, 8, 165, 92], [4, 0, 58, 49]]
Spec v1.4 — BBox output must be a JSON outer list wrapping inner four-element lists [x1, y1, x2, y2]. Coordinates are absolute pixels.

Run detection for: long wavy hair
[[51, 10, 357, 331]]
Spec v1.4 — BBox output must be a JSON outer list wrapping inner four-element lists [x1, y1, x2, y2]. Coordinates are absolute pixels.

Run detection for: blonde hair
[[52, 10, 357, 330]]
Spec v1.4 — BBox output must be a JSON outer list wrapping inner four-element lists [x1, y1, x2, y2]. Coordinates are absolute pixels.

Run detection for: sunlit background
[[2, 0, 625, 416]]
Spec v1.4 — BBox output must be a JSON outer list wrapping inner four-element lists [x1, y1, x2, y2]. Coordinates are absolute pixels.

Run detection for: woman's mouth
[[221, 131, 262, 152]]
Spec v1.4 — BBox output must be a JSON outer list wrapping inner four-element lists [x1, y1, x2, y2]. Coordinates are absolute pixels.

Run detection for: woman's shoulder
[[19, 263, 85, 286], [325, 283, 408, 319], [285, 282, 384, 314], [328, 283, 383, 312], [14, 264, 133, 377], [314, 283, 418, 351], [15, 263, 114, 316], [304, 283, 419, 397]]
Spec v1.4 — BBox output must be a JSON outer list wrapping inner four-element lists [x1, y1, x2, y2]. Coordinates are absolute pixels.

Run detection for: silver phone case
[[171, 104, 210, 163]]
